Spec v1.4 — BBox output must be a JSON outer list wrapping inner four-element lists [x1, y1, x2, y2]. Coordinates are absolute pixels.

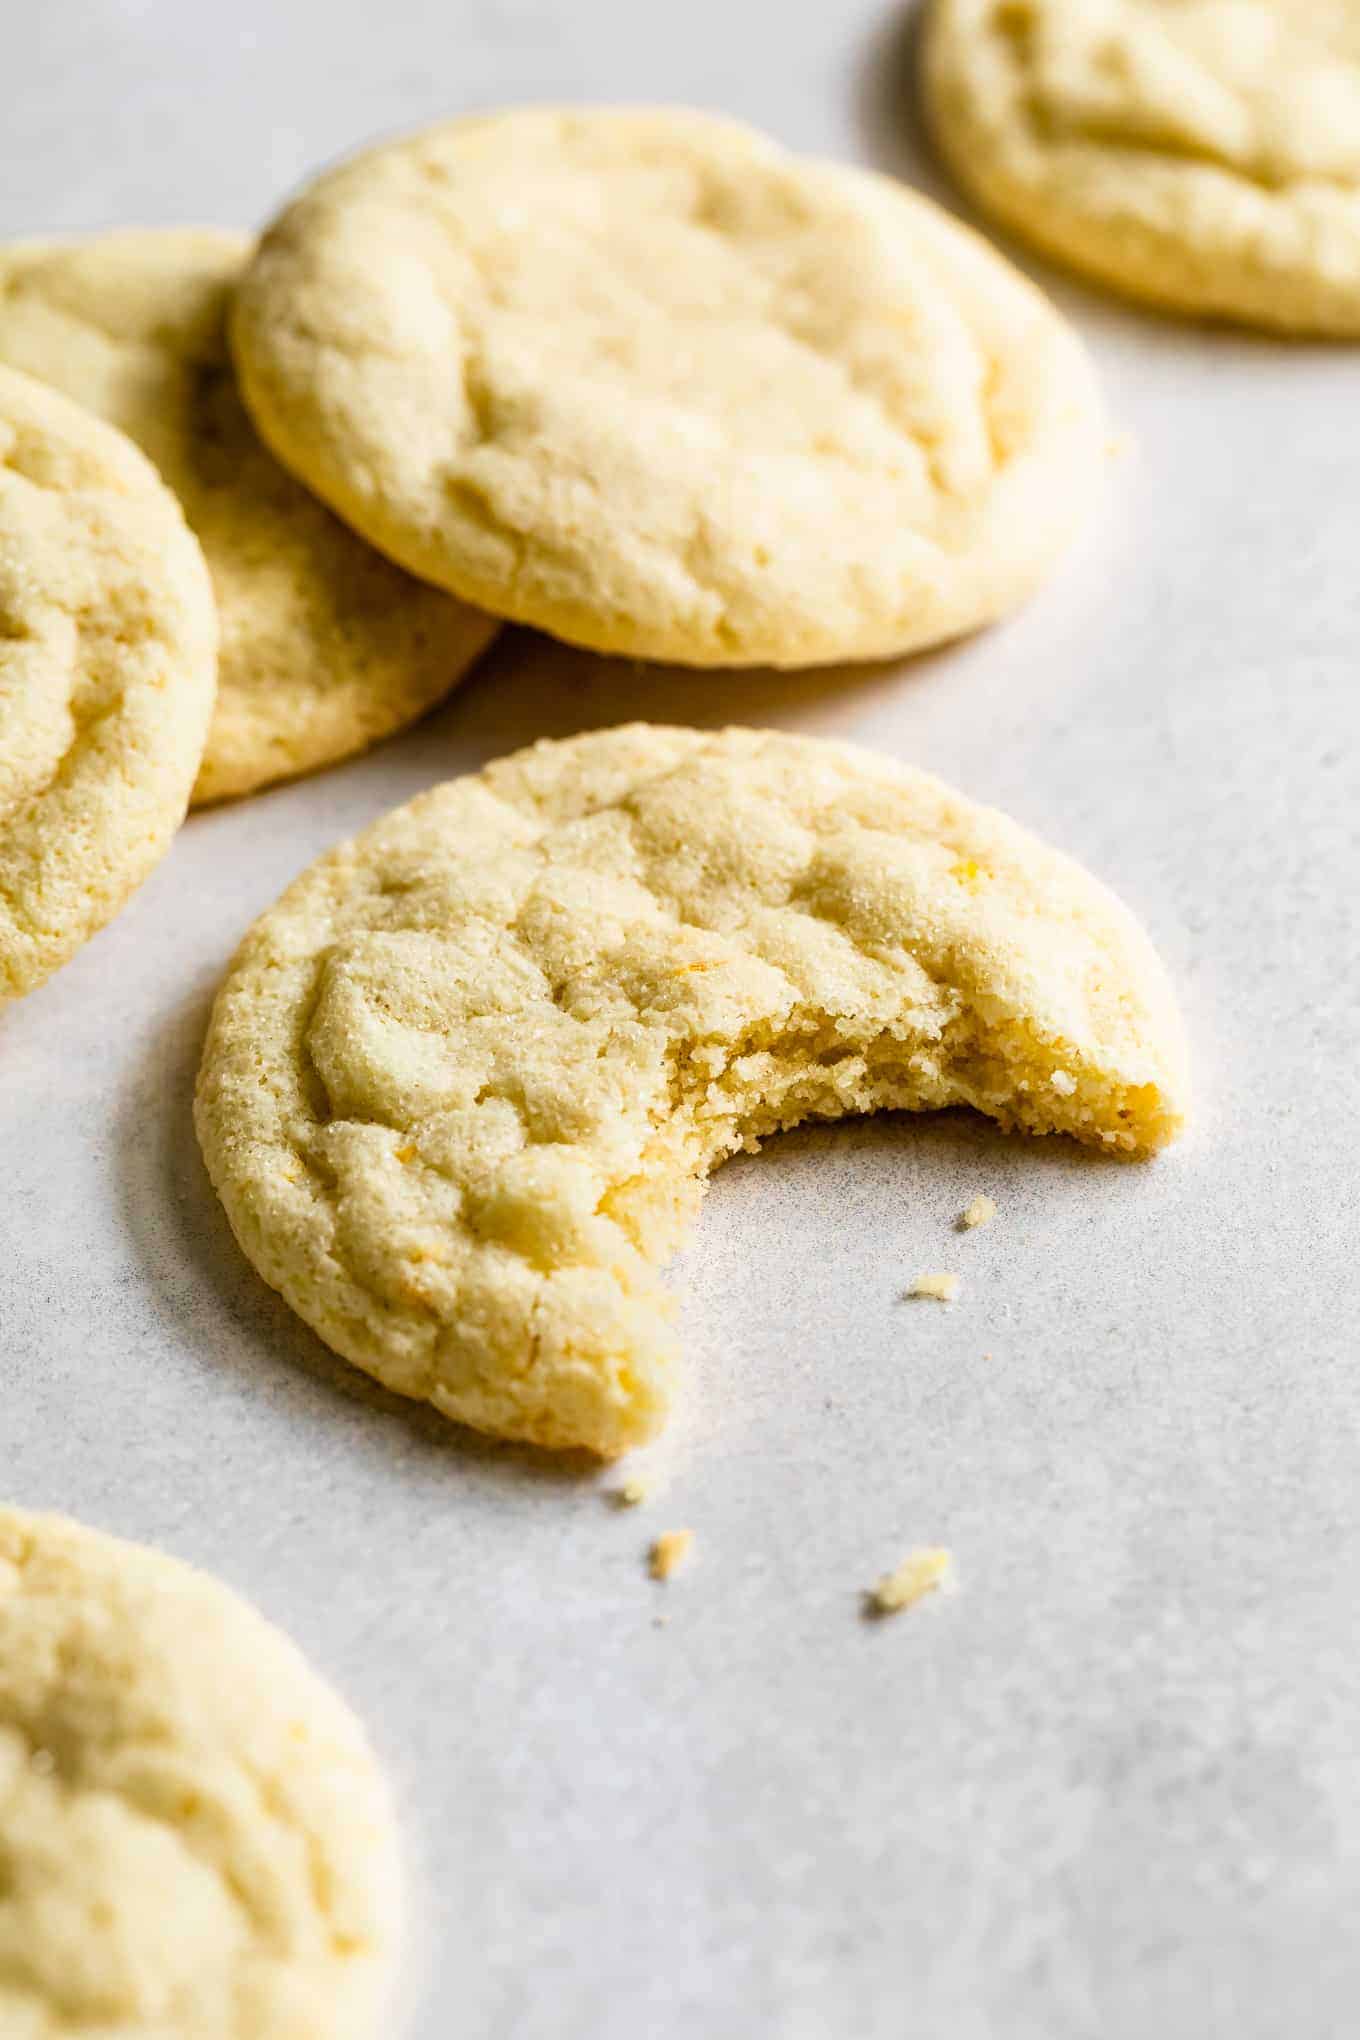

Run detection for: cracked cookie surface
[[196, 724, 1188, 1457], [0, 365, 216, 1005], [924, 0, 1360, 333], [231, 107, 1104, 667], [0, 231, 497, 805], [0, 1507, 401, 2039]]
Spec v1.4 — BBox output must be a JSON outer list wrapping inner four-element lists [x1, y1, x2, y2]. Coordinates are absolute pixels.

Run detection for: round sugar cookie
[[0, 1506, 401, 2039], [230, 107, 1105, 668], [0, 230, 498, 806], [196, 724, 1188, 1459], [924, 0, 1360, 335], [0, 365, 216, 1006]]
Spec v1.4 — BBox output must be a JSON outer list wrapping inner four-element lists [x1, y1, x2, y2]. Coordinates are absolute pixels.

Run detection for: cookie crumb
[[648, 1530, 693, 1581], [909, 1272, 959, 1303], [612, 1477, 652, 1508], [959, 1194, 996, 1230], [868, 1547, 954, 1616]]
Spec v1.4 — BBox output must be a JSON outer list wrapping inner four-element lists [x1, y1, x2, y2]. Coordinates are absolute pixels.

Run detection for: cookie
[[924, 0, 1360, 335], [0, 231, 498, 806], [0, 365, 217, 1005], [0, 1506, 401, 2039], [195, 725, 1188, 1458], [230, 107, 1105, 668]]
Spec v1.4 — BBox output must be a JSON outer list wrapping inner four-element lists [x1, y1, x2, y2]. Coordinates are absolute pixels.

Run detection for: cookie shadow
[[409, 619, 1003, 780], [113, 973, 600, 1489], [854, 0, 957, 203]]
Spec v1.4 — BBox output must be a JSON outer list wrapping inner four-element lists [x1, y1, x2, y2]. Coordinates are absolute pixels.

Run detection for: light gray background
[[4, 3, 1359, 2036]]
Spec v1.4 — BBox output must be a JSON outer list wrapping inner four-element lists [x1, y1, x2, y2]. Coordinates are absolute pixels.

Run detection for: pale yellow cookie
[[196, 725, 1188, 1458], [924, 0, 1360, 334], [0, 1506, 401, 2039], [0, 365, 216, 1005], [230, 107, 1105, 667], [0, 230, 497, 806]]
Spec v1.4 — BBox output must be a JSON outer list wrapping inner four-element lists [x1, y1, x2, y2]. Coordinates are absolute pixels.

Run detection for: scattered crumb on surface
[[868, 1547, 954, 1616], [612, 1477, 652, 1508], [982, 1351, 994, 1362], [648, 1529, 693, 1582], [909, 1272, 959, 1303], [959, 1194, 996, 1230]]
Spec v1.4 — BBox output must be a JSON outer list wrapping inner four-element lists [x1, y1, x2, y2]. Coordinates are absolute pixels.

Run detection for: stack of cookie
[[0, 227, 499, 1006], [1, 106, 1116, 1006]]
